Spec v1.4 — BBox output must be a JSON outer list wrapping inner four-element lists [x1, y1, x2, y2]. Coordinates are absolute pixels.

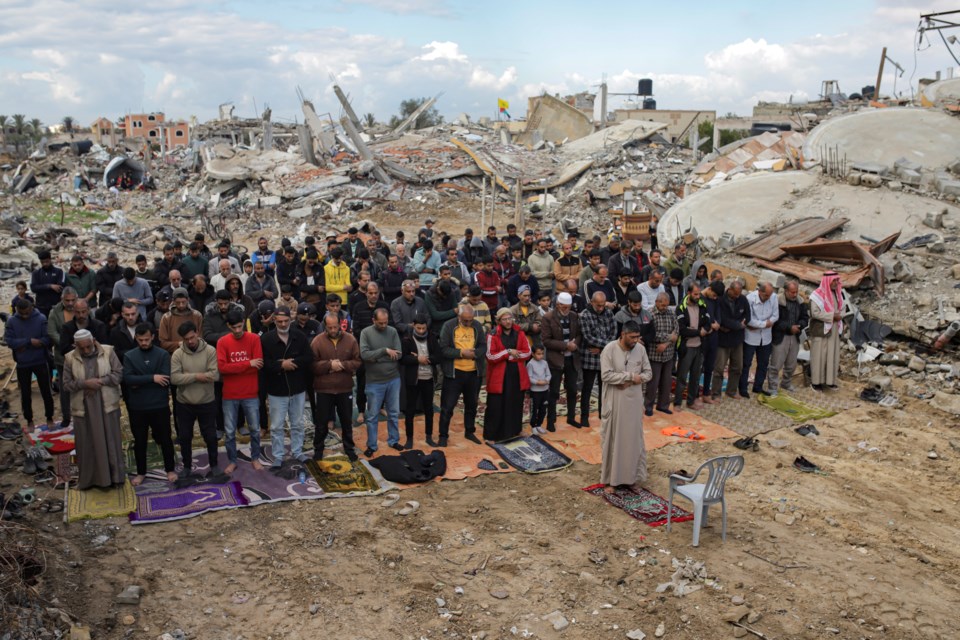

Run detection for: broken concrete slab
[[115, 585, 143, 605], [930, 391, 960, 415], [517, 93, 594, 147]]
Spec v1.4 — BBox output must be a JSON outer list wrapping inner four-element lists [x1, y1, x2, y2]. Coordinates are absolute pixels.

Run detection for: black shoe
[[811, 384, 824, 391], [363, 448, 375, 458], [793, 455, 819, 473], [438, 437, 448, 447], [566, 419, 581, 429], [465, 433, 481, 444], [756, 389, 772, 396], [656, 407, 673, 415], [794, 424, 820, 437], [312, 450, 324, 461], [425, 436, 438, 447], [403, 439, 414, 450], [390, 442, 404, 451], [644, 408, 653, 417], [546, 424, 557, 432], [739, 392, 751, 399]]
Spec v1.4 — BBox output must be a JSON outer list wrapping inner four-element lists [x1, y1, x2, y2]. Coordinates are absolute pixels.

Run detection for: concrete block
[[717, 232, 736, 249], [935, 172, 960, 196], [851, 161, 888, 175], [115, 585, 143, 605], [895, 156, 922, 173], [760, 269, 786, 289], [908, 355, 927, 372], [948, 158, 960, 175], [258, 195, 281, 207], [860, 173, 882, 188], [847, 173, 862, 186], [925, 210, 945, 229], [286, 206, 313, 219], [887, 180, 903, 191], [951, 264, 960, 280], [893, 259, 914, 283], [898, 168, 922, 185]]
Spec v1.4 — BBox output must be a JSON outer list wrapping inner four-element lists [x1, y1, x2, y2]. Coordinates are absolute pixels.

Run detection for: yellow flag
[[497, 98, 509, 112]]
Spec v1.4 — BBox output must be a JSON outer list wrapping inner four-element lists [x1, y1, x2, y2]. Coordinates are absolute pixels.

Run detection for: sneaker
[[644, 408, 653, 417], [546, 424, 556, 433], [566, 418, 582, 429], [532, 426, 546, 435], [438, 437, 448, 448], [656, 407, 674, 415], [464, 433, 481, 444], [768, 390, 779, 398], [780, 383, 795, 392], [425, 436, 438, 447], [793, 455, 819, 473], [363, 448, 376, 458], [389, 442, 404, 451]]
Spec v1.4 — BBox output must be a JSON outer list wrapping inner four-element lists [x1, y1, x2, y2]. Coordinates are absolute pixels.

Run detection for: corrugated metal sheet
[[733, 217, 850, 261]]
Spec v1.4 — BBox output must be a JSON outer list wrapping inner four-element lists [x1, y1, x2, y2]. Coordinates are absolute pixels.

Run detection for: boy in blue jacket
[[4, 298, 54, 430]]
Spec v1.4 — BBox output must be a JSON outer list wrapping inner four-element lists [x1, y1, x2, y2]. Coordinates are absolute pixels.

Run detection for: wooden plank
[[755, 258, 871, 289], [733, 217, 850, 261]]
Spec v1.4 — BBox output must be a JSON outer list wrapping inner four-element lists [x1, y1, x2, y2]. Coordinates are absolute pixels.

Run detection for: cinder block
[[759, 269, 786, 289], [861, 174, 882, 188]]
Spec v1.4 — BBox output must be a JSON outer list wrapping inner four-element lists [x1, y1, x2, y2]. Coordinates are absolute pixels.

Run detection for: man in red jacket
[[216, 309, 264, 473]]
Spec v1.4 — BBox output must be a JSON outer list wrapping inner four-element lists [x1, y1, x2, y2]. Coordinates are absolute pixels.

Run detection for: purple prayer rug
[[129, 481, 247, 524]]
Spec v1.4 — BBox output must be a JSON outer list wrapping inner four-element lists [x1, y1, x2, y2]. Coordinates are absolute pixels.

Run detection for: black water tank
[[638, 78, 653, 96], [643, 97, 657, 110], [861, 85, 875, 99]]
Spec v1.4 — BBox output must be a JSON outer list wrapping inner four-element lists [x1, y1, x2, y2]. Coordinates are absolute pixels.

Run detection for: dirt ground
[[3, 378, 960, 640], [2, 203, 960, 639]]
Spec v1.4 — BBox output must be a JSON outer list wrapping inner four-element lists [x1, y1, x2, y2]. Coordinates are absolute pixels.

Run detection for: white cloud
[[341, 0, 452, 17], [415, 41, 467, 63], [469, 65, 517, 90]]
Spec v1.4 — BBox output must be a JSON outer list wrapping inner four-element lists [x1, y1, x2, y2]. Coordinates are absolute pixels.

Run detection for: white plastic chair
[[667, 455, 744, 547]]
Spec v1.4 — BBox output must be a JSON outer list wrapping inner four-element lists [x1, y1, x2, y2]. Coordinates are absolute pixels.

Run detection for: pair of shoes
[[545, 424, 556, 433], [733, 437, 759, 451], [795, 424, 820, 437], [464, 433, 481, 444], [860, 387, 883, 402], [644, 408, 653, 417], [389, 442, 404, 451], [656, 407, 673, 415], [438, 437, 448, 448], [566, 419, 581, 429], [363, 448, 375, 458], [793, 455, 819, 473]]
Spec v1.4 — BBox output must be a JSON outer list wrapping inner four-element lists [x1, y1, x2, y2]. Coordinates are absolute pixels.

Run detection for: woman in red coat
[[484, 307, 532, 443]]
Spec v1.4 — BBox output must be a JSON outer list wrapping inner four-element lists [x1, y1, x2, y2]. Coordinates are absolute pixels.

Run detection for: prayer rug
[[66, 480, 137, 522], [488, 435, 573, 474], [305, 455, 383, 494], [26, 422, 74, 454], [757, 393, 837, 422], [583, 484, 694, 527], [129, 481, 247, 524]]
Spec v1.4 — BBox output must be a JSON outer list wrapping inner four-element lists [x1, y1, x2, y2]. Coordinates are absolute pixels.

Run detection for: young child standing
[[11, 281, 33, 314], [526, 346, 552, 434]]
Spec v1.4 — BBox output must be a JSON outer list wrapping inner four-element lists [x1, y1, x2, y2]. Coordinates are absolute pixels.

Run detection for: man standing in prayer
[[579, 291, 617, 426], [808, 271, 847, 391], [62, 329, 125, 489], [768, 281, 809, 396], [599, 321, 652, 493]]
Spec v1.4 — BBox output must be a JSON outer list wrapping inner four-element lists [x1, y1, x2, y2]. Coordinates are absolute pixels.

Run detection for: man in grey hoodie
[[170, 321, 221, 476]]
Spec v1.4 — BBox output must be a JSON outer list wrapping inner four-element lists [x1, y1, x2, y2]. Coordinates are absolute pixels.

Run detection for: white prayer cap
[[73, 329, 93, 343], [557, 292, 573, 305]]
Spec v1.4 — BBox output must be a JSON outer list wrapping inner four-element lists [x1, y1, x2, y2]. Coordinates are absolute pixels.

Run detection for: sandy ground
[[3, 376, 960, 640]]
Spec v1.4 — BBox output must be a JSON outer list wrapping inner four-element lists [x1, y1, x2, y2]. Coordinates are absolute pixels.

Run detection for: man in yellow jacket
[[324, 246, 352, 304]]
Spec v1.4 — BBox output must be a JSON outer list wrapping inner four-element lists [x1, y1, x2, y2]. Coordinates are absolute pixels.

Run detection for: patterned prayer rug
[[66, 480, 137, 522], [488, 435, 573, 474], [305, 455, 383, 494], [583, 484, 694, 527], [129, 481, 248, 524], [756, 393, 837, 422]]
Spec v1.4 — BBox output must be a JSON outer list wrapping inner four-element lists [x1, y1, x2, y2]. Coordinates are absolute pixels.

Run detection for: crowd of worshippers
[[4, 218, 849, 492]]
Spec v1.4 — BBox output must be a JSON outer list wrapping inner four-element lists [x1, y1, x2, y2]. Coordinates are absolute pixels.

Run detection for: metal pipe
[[933, 320, 960, 350]]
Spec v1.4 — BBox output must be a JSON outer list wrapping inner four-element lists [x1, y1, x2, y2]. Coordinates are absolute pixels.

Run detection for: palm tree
[[30, 118, 43, 141], [62, 116, 74, 138], [11, 114, 27, 156], [363, 113, 376, 128], [0, 115, 8, 150]]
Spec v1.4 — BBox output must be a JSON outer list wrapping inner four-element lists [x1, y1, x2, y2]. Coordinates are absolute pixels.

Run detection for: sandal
[[41, 498, 65, 513], [794, 424, 820, 437], [396, 500, 420, 516], [734, 437, 759, 451]]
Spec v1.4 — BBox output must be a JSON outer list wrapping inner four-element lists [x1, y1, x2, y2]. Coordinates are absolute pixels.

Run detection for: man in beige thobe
[[599, 320, 653, 492], [63, 329, 126, 489]]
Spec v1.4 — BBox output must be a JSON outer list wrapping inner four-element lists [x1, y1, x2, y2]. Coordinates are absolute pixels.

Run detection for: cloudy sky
[[1, 0, 958, 128]]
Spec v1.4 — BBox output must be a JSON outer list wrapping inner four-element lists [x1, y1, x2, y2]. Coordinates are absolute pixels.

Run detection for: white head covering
[[557, 292, 573, 305], [73, 328, 93, 343]]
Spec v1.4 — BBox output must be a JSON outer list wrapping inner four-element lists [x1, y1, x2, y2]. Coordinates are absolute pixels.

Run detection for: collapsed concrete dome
[[801, 108, 960, 171], [921, 77, 960, 106]]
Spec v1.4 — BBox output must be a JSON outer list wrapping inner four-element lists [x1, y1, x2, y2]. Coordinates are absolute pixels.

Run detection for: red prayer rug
[[583, 483, 694, 527]]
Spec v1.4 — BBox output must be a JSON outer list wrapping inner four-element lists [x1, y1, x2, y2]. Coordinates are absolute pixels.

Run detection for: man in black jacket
[[710, 281, 750, 401], [674, 283, 712, 410], [30, 250, 65, 318], [380, 254, 407, 304], [768, 281, 809, 396], [261, 308, 314, 467], [95, 252, 124, 307], [400, 314, 441, 449], [60, 299, 109, 358]]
